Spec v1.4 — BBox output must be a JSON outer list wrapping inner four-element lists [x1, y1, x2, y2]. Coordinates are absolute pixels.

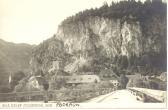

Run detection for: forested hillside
[[0, 39, 34, 92]]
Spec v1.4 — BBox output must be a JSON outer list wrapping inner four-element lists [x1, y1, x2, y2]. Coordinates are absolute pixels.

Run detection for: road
[[86, 89, 142, 103]]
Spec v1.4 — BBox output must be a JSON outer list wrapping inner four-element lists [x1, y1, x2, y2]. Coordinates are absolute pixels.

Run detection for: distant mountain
[[0, 39, 34, 88]]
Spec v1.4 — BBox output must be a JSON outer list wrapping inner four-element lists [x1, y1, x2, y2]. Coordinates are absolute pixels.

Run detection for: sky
[[0, 0, 156, 45]]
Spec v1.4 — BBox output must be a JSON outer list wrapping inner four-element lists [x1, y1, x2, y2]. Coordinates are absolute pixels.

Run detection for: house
[[28, 76, 48, 91], [53, 75, 100, 86]]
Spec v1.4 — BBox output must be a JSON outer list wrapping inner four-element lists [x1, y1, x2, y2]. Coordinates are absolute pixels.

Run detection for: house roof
[[65, 75, 100, 84], [126, 74, 141, 79]]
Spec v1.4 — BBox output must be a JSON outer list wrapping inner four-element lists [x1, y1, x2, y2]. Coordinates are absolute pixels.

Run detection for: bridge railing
[[0, 88, 116, 102], [127, 87, 166, 103]]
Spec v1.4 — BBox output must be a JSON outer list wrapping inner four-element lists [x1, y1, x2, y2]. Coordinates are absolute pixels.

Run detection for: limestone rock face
[[31, 15, 166, 75]]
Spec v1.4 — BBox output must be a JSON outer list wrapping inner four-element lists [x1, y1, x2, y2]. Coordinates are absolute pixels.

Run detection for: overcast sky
[[0, 0, 155, 44]]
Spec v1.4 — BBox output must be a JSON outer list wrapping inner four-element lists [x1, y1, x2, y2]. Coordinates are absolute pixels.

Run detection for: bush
[[148, 78, 167, 90], [127, 77, 149, 88], [13, 78, 28, 92], [10, 71, 26, 90], [127, 76, 167, 90], [49, 76, 66, 90]]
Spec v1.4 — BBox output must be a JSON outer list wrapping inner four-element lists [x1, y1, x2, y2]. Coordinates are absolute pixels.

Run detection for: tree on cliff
[[62, 0, 166, 25]]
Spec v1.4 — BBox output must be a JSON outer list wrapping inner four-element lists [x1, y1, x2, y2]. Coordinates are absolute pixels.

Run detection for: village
[[1, 58, 165, 103], [28, 59, 166, 92]]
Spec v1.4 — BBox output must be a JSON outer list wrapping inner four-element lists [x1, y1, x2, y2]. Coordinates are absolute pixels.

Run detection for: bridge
[[86, 88, 166, 103], [83, 88, 166, 109]]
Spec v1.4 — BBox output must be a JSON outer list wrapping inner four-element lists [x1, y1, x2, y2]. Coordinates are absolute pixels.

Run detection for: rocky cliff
[[31, 1, 167, 77]]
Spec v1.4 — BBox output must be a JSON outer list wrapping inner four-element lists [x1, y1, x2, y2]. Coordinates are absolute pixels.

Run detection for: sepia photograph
[[0, 0, 167, 109]]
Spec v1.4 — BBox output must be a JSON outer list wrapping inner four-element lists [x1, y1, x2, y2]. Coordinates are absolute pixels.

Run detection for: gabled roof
[[65, 75, 100, 84]]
